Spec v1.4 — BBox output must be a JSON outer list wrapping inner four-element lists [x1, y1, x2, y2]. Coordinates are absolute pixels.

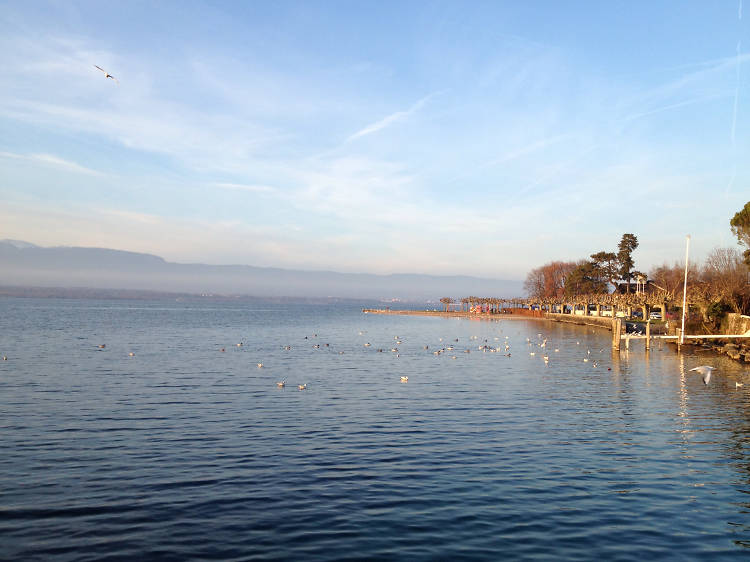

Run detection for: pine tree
[[617, 234, 639, 293]]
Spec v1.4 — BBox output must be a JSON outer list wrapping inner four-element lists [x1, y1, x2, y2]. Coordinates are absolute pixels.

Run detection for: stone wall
[[725, 313, 750, 335], [544, 312, 614, 330]]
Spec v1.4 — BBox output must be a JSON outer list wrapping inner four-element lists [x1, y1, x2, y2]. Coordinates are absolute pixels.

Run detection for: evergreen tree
[[564, 262, 608, 296], [617, 233, 639, 293], [590, 251, 619, 290], [730, 201, 750, 266]]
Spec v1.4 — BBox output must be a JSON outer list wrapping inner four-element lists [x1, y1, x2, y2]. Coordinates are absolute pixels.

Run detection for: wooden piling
[[612, 318, 622, 350], [645, 321, 650, 351]]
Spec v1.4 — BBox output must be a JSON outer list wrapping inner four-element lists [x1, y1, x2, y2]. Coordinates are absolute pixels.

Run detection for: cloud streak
[[0, 151, 104, 177], [212, 182, 277, 194], [346, 92, 440, 142]]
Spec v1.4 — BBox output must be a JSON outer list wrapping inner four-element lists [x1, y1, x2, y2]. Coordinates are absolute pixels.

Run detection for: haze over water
[[2, 297, 750, 559]]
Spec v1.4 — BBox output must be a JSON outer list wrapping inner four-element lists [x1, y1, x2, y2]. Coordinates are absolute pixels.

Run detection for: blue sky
[[1, 1, 748, 280]]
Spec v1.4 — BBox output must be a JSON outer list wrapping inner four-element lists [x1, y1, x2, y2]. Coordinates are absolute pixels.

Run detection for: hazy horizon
[[0, 239, 523, 300], [0, 238, 518, 279]]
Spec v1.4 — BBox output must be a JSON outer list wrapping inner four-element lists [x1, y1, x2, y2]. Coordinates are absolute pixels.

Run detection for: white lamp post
[[680, 235, 690, 345]]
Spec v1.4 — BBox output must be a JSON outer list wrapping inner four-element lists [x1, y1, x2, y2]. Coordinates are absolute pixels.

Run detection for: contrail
[[727, 1, 742, 196], [346, 91, 445, 142], [731, 40, 741, 145]]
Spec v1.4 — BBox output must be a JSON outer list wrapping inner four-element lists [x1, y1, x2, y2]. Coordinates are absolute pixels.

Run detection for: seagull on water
[[690, 365, 716, 385], [94, 65, 119, 84]]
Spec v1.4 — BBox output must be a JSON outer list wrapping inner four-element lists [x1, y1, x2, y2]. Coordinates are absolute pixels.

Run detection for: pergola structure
[[441, 287, 715, 321]]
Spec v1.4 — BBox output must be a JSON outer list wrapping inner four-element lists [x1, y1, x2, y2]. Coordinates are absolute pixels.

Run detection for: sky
[[1, 0, 748, 281]]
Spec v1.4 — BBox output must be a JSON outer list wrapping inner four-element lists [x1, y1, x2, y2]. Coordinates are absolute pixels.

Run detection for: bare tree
[[703, 247, 750, 314], [523, 261, 577, 299], [524, 266, 546, 299], [650, 261, 699, 294]]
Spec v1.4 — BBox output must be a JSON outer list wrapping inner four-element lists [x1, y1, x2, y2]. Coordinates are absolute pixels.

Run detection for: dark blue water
[[2, 297, 750, 560]]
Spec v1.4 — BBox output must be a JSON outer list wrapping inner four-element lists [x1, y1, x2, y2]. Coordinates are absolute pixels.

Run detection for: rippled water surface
[[2, 297, 750, 560]]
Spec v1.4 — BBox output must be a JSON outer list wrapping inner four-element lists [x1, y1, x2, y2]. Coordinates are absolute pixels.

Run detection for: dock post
[[612, 318, 622, 351], [676, 328, 682, 352], [645, 321, 650, 351]]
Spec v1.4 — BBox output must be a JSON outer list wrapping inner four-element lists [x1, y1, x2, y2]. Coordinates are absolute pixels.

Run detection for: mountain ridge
[[0, 240, 522, 300]]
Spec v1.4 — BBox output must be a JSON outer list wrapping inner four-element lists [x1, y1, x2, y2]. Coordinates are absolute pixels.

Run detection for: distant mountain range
[[0, 240, 522, 301]]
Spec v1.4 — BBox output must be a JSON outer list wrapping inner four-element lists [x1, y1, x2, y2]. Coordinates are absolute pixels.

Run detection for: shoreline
[[364, 308, 750, 363], [362, 309, 614, 329], [362, 309, 535, 320]]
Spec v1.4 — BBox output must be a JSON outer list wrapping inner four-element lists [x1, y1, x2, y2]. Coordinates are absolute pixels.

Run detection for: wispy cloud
[[479, 134, 573, 174], [346, 92, 441, 142], [212, 182, 277, 194], [621, 53, 750, 118], [621, 93, 730, 124], [0, 151, 104, 177], [516, 144, 599, 197]]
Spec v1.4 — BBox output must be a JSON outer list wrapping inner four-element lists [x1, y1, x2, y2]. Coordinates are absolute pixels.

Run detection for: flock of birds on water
[[252, 330, 742, 391], [1, 327, 742, 390]]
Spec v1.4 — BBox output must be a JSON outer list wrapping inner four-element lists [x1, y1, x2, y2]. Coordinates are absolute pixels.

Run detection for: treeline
[[524, 233, 642, 298], [524, 202, 750, 316]]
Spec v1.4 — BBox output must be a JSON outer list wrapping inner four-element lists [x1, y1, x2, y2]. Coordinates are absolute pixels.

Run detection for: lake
[[1, 297, 750, 560]]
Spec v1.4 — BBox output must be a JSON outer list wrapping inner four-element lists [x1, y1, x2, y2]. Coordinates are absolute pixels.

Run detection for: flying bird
[[94, 65, 119, 84], [690, 365, 716, 385]]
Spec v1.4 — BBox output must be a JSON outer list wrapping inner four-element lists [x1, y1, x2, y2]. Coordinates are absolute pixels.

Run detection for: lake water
[[2, 297, 750, 560]]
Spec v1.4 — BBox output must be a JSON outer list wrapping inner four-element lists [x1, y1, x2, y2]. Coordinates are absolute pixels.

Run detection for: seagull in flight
[[94, 65, 119, 84], [690, 365, 716, 385]]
